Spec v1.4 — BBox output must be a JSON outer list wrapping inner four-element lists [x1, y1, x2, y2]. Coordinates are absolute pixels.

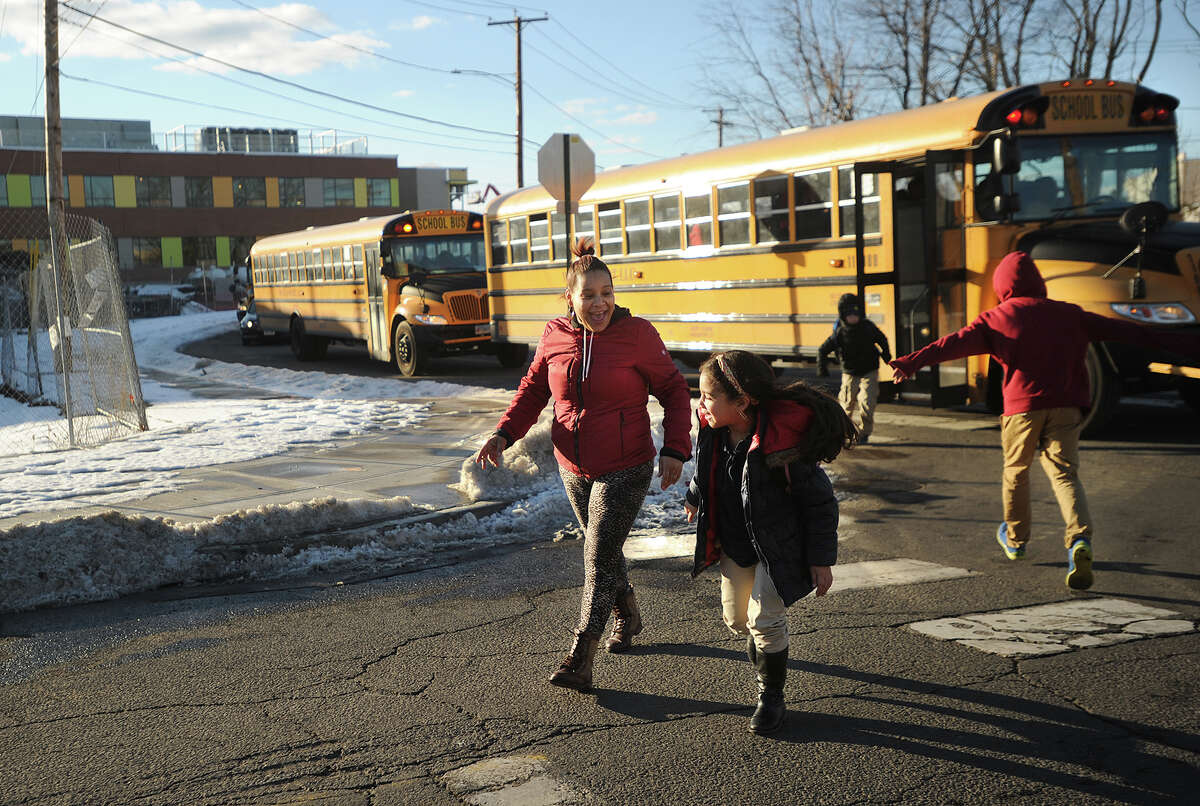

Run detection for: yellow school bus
[[250, 210, 528, 376], [485, 80, 1200, 433]]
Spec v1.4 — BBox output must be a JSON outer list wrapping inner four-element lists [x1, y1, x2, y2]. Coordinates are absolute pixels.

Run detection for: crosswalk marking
[[907, 598, 1195, 656]]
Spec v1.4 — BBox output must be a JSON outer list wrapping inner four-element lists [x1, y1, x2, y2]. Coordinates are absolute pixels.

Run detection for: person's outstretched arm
[[491, 325, 554, 450], [817, 331, 837, 377], [890, 317, 991, 382], [873, 322, 892, 363], [1081, 311, 1200, 359]]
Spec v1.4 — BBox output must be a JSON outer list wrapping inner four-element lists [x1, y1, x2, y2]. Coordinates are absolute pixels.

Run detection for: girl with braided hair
[[683, 350, 853, 734], [476, 238, 692, 693]]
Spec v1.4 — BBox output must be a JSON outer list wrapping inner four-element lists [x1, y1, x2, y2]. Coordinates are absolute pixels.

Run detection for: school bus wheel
[[1080, 344, 1120, 437], [496, 343, 529, 369], [393, 320, 425, 377], [289, 315, 328, 362]]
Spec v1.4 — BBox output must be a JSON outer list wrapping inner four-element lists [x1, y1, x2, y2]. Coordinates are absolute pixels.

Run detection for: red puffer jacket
[[496, 307, 693, 479]]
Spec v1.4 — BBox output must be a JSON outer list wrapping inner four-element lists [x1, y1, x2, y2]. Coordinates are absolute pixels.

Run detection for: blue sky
[[1, 0, 1197, 201]]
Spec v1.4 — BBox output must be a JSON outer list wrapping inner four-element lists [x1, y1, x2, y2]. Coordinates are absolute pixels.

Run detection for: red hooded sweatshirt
[[890, 251, 1200, 416]]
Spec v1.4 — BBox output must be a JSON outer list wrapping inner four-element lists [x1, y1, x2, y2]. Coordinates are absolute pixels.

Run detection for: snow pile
[[0, 397, 430, 519], [0, 495, 425, 612]]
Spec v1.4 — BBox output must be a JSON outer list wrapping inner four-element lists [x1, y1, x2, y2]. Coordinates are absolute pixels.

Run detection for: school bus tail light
[[1131, 93, 1178, 126]]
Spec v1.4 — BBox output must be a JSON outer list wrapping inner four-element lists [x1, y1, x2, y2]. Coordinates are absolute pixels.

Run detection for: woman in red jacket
[[475, 238, 693, 692]]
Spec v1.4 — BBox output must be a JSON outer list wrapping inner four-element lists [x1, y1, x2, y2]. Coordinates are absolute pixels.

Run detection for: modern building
[[0, 116, 474, 280]]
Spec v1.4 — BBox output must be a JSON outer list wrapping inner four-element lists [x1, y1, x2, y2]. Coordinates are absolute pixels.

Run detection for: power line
[[548, 17, 686, 109], [58, 72, 516, 155], [61, 18, 534, 148], [523, 81, 663, 159], [58, 2, 516, 139], [526, 28, 692, 111]]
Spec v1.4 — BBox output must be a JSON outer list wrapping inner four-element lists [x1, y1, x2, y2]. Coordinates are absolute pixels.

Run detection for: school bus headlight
[[1111, 302, 1196, 324], [412, 313, 448, 325]]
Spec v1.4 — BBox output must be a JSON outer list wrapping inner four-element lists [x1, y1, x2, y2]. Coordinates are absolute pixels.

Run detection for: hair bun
[[571, 237, 596, 258]]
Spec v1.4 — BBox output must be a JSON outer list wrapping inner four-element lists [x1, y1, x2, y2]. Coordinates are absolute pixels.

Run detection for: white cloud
[[0, 53, 11, 63], [560, 97, 604, 118], [391, 15, 440, 32], [610, 109, 658, 126], [3, 1, 385, 77]]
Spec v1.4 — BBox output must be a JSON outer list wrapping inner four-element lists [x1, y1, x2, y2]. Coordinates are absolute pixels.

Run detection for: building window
[[185, 177, 213, 208], [529, 214, 550, 262], [837, 166, 880, 237], [754, 176, 790, 243], [367, 178, 391, 207], [716, 182, 751, 246], [652, 193, 681, 252], [684, 192, 712, 248], [323, 177, 355, 207], [230, 235, 255, 268], [84, 176, 115, 207], [182, 236, 217, 268], [136, 176, 172, 208], [794, 169, 832, 240], [30, 176, 46, 208], [233, 177, 267, 208], [490, 220, 507, 266], [132, 237, 162, 267], [278, 177, 305, 207]]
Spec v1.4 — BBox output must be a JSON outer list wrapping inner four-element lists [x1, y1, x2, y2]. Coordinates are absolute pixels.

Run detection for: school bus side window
[[837, 166, 880, 237], [717, 182, 751, 246], [509, 217, 529, 263], [550, 211, 567, 259], [597, 203, 622, 257], [684, 192, 712, 248], [754, 175, 789, 243], [794, 169, 832, 240], [574, 208, 595, 245], [625, 197, 651, 254], [490, 220, 508, 266], [530, 214, 550, 262], [653, 193, 681, 252]]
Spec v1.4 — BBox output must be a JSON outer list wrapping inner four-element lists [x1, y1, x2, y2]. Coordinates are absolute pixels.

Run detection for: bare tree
[[1043, 0, 1164, 81], [700, 0, 866, 136], [856, 0, 951, 108]]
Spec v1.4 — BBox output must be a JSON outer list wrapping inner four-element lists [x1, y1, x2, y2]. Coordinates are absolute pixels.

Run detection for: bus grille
[[446, 292, 488, 322]]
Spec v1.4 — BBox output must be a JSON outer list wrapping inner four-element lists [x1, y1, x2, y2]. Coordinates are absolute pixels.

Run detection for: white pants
[[720, 553, 789, 653]]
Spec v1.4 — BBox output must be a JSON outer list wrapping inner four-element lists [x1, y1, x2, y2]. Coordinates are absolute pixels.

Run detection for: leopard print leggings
[[559, 461, 655, 637]]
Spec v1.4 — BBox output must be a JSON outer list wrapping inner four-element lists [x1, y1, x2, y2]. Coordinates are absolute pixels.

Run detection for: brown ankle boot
[[549, 632, 600, 692], [605, 585, 643, 653]]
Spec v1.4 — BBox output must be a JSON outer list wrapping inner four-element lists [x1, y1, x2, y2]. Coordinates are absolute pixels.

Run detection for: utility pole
[[704, 107, 737, 148], [489, 13, 548, 188], [44, 0, 76, 445]]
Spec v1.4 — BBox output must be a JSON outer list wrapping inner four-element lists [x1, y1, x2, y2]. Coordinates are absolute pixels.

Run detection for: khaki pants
[[1000, 407, 1092, 549], [719, 553, 789, 653], [839, 370, 879, 438]]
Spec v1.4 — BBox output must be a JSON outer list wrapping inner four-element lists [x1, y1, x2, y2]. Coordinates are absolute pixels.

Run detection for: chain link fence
[[0, 207, 147, 457]]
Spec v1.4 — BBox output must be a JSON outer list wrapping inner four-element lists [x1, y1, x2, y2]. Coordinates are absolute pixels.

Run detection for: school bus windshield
[[388, 235, 486, 274], [997, 132, 1179, 221]]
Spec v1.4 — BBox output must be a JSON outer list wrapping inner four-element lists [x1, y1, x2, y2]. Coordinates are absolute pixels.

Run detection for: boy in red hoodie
[[890, 251, 1200, 590]]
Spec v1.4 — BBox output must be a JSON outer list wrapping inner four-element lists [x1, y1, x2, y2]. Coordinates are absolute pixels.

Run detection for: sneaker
[[1066, 539, 1094, 590], [995, 522, 1025, 560]]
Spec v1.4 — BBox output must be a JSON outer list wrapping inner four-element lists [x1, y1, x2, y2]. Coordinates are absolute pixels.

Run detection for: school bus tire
[[289, 316, 328, 361], [393, 320, 425, 377], [1080, 344, 1120, 437], [497, 343, 529, 369]]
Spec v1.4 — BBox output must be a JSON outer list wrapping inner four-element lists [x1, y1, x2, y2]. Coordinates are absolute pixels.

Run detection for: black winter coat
[[818, 293, 891, 375], [686, 399, 839, 606]]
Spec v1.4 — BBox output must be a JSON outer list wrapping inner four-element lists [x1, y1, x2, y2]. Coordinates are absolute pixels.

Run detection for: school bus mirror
[[991, 134, 1020, 175]]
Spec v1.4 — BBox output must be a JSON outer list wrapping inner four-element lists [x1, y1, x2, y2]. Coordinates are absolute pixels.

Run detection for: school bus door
[[858, 153, 969, 407], [365, 243, 390, 361]]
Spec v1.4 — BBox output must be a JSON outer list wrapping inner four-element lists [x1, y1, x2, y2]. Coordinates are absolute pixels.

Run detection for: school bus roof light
[[1021, 107, 1039, 126], [1106, 80, 1117, 87], [470, 219, 482, 229], [1061, 80, 1072, 87], [401, 222, 414, 233], [1005, 108, 1023, 125]]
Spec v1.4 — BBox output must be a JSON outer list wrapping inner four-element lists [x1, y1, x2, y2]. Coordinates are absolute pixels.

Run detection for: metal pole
[[562, 133, 572, 263], [489, 14, 547, 189], [44, 0, 75, 446]]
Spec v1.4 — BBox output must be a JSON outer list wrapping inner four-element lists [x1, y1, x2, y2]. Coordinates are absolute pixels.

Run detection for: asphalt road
[[2, 336, 1197, 805]]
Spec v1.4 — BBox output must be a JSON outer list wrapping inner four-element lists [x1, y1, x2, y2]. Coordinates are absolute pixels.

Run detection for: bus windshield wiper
[[1040, 195, 1125, 228]]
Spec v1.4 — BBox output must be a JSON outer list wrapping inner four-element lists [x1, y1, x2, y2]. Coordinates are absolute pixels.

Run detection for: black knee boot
[[749, 646, 788, 735], [745, 635, 757, 665]]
